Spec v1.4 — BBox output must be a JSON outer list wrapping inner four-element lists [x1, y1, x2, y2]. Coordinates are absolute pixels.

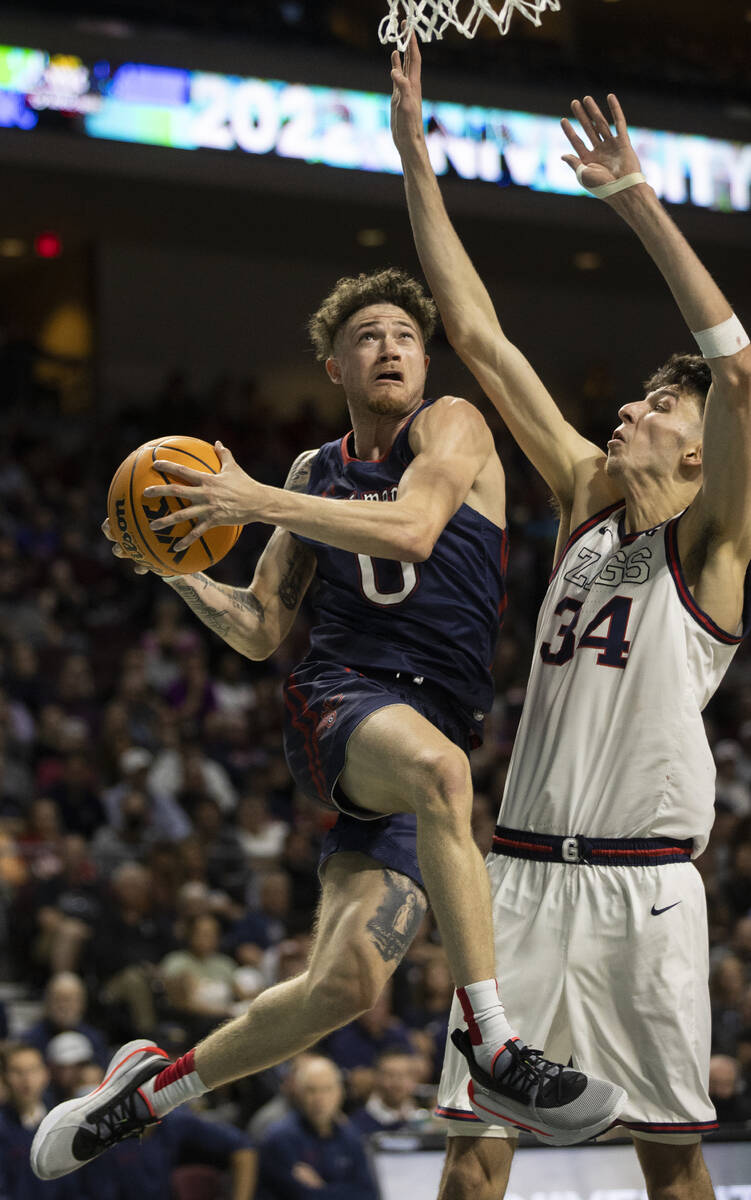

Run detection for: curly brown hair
[[643, 353, 712, 416], [308, 268, 438, 362]]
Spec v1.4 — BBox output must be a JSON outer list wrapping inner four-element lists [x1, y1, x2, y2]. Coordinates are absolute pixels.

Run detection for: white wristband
[[692, 313, 750, 359], [575, 165, 647, 199]]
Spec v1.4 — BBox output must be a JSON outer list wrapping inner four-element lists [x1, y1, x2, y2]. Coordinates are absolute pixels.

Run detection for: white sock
[[456, 979, 518, 1075], [148, 1049, 208, 1117]]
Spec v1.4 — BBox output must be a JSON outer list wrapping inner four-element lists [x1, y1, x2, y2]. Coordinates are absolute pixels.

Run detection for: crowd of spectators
[[1, 359, 751, 1197]]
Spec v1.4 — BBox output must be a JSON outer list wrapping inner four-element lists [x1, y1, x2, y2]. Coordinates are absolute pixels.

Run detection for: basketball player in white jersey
[[392, 36, 751, 1200]]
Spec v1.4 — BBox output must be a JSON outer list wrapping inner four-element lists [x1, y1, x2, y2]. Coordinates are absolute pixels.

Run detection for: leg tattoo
[[366, 871, 427, 963]]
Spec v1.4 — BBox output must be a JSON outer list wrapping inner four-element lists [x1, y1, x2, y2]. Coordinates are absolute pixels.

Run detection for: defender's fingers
[[561, 117, 589, 159], [561, 153, 581, 172], [607, 92, 628, 138], [571, 99, 599, 147], [111, 543, 126, 558], [151, 460, 204, 482], [583, 94, 612, 140], [102, 517, 114, 541], [409, 30, 422, 72]]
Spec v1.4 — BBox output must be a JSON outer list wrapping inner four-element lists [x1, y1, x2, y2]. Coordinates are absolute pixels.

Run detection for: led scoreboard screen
[[0, 42, 749, 212]]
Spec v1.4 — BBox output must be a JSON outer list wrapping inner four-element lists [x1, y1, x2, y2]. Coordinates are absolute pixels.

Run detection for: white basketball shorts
[[437, 855, 715, 1144]]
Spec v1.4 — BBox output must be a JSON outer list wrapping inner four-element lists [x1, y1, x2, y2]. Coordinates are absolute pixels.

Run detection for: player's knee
[[412, 746, 472, 822], [306, 946, 385, 1024]]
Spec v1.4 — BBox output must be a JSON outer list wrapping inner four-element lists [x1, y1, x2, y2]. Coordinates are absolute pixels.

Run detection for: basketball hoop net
[[379, 0, 561, 51]]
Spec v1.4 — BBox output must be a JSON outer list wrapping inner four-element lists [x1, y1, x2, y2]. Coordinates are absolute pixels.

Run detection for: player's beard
[[364, 384, 417, 416]]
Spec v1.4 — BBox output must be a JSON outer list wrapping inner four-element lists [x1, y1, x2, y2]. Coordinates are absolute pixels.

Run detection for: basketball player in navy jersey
[[31, 271, 624, 1181], [391, 34, 751, 1200]]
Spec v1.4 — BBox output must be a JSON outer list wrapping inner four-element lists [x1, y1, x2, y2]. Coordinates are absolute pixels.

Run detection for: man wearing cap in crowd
[[45, 1032, 97, 1106]]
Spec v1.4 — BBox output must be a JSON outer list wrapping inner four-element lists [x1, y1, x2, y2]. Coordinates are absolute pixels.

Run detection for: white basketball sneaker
[[31, 1039, 170, 1180], [452, 1029, 626, 1146]]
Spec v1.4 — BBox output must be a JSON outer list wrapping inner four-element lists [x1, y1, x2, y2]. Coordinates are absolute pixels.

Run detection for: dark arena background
[[0, 2, 750, 1196]]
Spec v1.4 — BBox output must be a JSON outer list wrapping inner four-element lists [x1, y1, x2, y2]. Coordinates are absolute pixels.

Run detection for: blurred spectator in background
[[101, 747, 192, 842], [160, 914, 257, 1040], [141, 594, 201, 692], [708, 1054, 751, 1126], [247, 1053, 317, 1142], [710, 953, 747, 1055], [46, 751, 104, 840], [349, 1049, 425, 1134], [21, 972, 108, 1068], [0, 1042, 103, 1199], [236, 794, 289, 871], [6, 641, 45, 714], [213, 650, 257, 717], [93, 863, 176, 1038], [45, 1031, 97, 1104], [404, 951, 454, 1082], [257, 1056, 378, 1200], [191, 796, 248, 903], [165, 646, 217, 727], [9, 835, 103, 982], [0, 725, 34, 822], [725, 814, 751, 913], [151, 736, 236, 815], [16, 798, 65, 880], [90, 787, 160, 874], [224, 870, 294, 970], [281, 828, 322, 924], [322, 984, 414, 1107], [714, 741, 751, 816], [111, 649, 165, 753]]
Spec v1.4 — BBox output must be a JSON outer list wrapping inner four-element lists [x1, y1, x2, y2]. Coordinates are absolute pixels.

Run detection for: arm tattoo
[[169, 573, 265, 635], [279, 540, 313, 611], [366, 870, 428, 964], [284, 450, 316, 494], [170, 576, 234, 637]]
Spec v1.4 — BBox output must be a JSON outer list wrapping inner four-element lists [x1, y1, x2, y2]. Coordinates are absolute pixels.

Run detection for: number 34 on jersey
[[541, 542, 653, 671]]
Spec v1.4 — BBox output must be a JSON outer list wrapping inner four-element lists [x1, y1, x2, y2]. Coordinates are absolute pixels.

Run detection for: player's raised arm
[[390, 35, 611, 512], [562, 94, 751, 622]]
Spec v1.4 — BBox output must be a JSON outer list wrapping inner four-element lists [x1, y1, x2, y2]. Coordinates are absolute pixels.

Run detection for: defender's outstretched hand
[[142, 442, 260, 552], [390, 32, 426, 151], [561, 94, 643, 196]]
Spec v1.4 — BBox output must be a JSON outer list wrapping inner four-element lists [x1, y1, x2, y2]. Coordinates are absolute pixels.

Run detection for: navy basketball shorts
[[283, 660, 483, 890]]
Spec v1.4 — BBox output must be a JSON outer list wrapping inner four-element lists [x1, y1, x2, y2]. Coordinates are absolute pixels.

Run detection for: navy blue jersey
[[296, 401, 508, 714]]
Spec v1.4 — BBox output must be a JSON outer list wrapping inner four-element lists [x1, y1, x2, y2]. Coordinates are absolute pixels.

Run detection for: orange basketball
[[107, 435, 242, 575]]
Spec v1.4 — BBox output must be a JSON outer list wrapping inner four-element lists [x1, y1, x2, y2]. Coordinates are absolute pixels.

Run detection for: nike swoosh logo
[[650, 901, 682, 916]]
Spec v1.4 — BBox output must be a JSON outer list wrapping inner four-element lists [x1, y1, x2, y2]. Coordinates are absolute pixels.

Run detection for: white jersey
[[499, 502, 745, 855]]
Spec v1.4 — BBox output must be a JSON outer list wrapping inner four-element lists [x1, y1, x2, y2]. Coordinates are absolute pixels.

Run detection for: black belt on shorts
[[492, 824, 693, 866]]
